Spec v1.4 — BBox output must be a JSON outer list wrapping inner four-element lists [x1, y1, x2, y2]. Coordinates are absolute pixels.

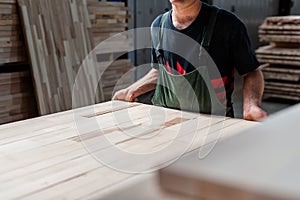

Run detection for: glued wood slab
[[0, 101, 256, 199], [0, 69, 37, 125], [259, 35, 300, 43], [259, 16, 300, 43], [87, 0, 132, 101], [257, 57, 300, 67], [262, 16, 300, 25], [160, 104, 300, 200], [18, 0, 104, 115], [263, 92, 300, 101], [0, 0, 17, 4], [256, 45, 300, 57], [0, 1, 26, 64]]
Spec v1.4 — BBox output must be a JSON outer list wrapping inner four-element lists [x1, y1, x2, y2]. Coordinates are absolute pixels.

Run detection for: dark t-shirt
[[151, 3, 260, 106]]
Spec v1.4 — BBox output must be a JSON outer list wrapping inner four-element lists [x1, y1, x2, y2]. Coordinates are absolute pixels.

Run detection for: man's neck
[[172, 0, 202, 30]]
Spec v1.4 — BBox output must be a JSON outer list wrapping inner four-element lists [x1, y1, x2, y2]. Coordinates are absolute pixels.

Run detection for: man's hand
[[112, 88, 135, 102], [243, 69, 268, 121], [112, 68, 159, 102], [244, 104, 268, 121]]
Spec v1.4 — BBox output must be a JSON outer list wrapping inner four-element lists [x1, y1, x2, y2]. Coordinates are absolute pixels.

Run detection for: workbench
[[0, 101, 257, 199]]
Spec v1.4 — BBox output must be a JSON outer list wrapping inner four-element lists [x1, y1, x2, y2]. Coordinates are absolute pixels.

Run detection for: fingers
[[112, 92, 121, 100], [112, 89, 135, 102], [244, 106, 268, 121]]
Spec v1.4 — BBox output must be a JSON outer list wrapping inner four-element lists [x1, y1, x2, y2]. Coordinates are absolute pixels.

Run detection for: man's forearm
[[112, 68, 158, 102], [243, 69, 267, 121], [243, 69, 264, 107], [127, 68, 158, 98]]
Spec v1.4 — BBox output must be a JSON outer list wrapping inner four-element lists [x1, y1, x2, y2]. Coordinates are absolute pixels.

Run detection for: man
[[113, 0, 267, 121]]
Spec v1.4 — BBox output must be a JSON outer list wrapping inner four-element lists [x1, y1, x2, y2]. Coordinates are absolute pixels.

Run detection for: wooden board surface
[[256, 45, 300, 56], [87, 0, 133, 101], [99, 173, 195, 200], [160, 104, 300, 200], [18, 0, 104, 115], [264, 80, 300, 101], [259, 16, 300, 44], [0, 101, 257, 199], [257, 16, 300, 101], [262, 15, 300, 25], [0, 0, 27, 64], [262, 66, 300, 81], [0, 68, 37, 125]]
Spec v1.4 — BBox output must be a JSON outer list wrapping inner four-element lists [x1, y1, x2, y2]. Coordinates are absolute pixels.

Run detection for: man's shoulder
[[151, 11, 171, 28], [216, 7, 246, 29]]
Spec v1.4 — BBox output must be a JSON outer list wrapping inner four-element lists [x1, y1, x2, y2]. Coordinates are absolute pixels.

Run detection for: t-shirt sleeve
[[230, 18, 260, 76]]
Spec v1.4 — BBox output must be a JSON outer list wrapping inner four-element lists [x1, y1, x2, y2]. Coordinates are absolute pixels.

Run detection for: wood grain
[[87, 0, 133, 101], [256, 16, 300, 101], [259, 16, 300, 44], [0, 68, 37, 125], [0, 101, 257, 199], [0, 0, 27, 64], [160, 104, 300, 200], [18, 0, 104, 115]]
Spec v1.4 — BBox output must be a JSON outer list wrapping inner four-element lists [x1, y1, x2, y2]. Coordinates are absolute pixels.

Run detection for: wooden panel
[[261, 65, 300, 101], [256, 45, 300, 57], [264, 80, 300, 101], [256, 16, 300, 102], [0, 68, 37, 125], [259, 16, 300, 44], [160, 104, 300, 200], [256, 45, 300, 67], [87, 0, 133, 101], [18, 0, 104, 115], [99, 59, 134, 100], [0, 101, 256, 199], [99, 174, 196, 200], [0, 0, 27, 64]]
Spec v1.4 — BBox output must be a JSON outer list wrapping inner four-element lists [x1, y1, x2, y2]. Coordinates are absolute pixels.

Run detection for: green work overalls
[[152, 7, 228, 116]]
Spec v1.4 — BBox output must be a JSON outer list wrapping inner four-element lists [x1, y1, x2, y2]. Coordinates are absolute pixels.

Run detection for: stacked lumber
[[256, 16, 300, 101], [18, 0, 104, 115], [87, 0, 133, 101], [258, 16, 300, 43], [87, 0, 131, 46], [0, 0, 26, 64], [0, 65, 37, 125], [0, 1, 37, 124], [98, 59, 134, 100]]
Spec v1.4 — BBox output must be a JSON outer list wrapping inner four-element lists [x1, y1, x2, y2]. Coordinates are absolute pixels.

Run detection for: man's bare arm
[[112, 68, 158, 102], [243, 69, 268, 121]]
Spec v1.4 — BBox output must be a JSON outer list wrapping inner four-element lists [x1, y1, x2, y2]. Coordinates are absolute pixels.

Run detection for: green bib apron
[[152, 7, 227, 116]]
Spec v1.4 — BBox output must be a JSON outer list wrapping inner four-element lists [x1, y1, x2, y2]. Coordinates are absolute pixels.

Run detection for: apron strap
[[201, 7, 220, 50], [156, 12, 168, 64]]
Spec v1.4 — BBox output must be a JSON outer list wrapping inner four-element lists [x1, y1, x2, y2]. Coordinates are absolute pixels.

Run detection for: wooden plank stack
[[18, 0, 104, 115], [258, 16, 300, 43], [87, 0, 133, 101], [0, 0, 26, 64], [97, 59, 134, 100], [0, 0, 37, 124], [256, 16, 300, 101], [0, 65, 37, 125], [87, 0, 130, 46]]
